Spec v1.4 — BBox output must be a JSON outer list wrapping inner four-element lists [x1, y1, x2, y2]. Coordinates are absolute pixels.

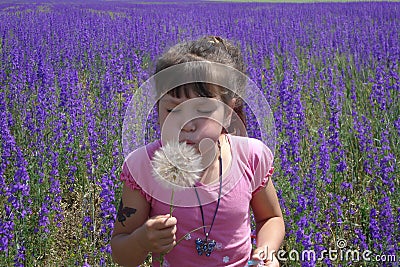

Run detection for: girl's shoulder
[[228, 135, 272, 157], [228, 135, 274, 192], [229, 134, 264, 145], [124, 139, 162, 166], [121, 141, 162, 203], [228, 134, 274, 170]]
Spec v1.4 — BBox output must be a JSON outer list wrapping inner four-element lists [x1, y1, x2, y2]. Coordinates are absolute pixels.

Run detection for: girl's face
[[158, 89, 234, 156]]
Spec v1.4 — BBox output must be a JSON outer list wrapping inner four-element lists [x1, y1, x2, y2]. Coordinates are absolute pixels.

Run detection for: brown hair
[[154, 36, 247, 135]]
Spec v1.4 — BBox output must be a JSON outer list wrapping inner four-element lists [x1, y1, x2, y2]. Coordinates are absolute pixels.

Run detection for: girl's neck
[[199, 134, 231, 185]]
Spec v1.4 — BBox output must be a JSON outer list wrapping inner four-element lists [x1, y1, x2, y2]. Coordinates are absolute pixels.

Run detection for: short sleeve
[[247, 138, 274, 195], [120, 162, 152, 202], [252, 166, 274, 196]]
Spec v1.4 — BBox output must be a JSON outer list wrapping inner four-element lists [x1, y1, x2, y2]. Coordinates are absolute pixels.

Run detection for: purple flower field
[[0, 1, 399, 266]]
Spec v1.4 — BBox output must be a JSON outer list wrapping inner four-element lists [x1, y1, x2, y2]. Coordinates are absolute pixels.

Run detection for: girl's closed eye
[[197, 108, 215, 114], [196, 102, 218, 114]]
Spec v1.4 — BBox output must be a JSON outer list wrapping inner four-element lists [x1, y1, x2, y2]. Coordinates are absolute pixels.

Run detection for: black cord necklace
[[194, 140, 223, 257]]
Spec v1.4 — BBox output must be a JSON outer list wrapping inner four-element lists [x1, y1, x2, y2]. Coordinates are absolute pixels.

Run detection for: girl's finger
[[156, 224, 177, 238], [154, 239, 177, 254], [147, 216, 177, 230], [158, 235, 176, 246]]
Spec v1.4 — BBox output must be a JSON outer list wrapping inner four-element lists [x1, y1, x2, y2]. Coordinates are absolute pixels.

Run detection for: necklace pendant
[[195, 237, 216, 257]]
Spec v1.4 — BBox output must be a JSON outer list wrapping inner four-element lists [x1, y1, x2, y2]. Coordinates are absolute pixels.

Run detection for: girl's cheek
[[160, 122, 179, 142]]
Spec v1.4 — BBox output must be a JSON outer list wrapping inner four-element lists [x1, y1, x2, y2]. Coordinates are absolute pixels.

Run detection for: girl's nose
[[181, 119, 196, 132]]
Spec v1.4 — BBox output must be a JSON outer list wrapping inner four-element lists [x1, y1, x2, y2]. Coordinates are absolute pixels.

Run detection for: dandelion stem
[[165, 225, 210, 254], [169, 189, 175, 216], [175, 225, 210, 246]]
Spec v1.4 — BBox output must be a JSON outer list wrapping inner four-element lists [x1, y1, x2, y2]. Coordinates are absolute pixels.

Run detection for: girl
[[111, 36, 285, 267]]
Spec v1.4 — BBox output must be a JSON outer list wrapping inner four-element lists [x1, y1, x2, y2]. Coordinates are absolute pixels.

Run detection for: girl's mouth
[[181, 140, 198, 148], [184, 140, 196, 145]]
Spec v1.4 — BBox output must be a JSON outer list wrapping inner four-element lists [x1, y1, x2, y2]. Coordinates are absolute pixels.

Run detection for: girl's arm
[[111, 183, 177, 267], [250, 178, 285, 265]]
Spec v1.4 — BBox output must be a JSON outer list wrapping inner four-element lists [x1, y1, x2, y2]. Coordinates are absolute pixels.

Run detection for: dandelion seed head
[[152, 142, 203, 189]]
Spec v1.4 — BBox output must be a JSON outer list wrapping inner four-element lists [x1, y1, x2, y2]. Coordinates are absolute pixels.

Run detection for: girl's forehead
[[159, 93, 221, 105], [158, 82, 224, 100], [159, 89, 221, 103]]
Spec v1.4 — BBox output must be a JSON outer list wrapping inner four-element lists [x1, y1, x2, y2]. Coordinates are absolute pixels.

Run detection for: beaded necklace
[[194, 140, 223, 257]]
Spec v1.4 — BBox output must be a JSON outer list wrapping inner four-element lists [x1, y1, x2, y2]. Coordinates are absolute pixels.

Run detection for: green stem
[[169, 190, 174, 216], [156, 190, 175, 266]]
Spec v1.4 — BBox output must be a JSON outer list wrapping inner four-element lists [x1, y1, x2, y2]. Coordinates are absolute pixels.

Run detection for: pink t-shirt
[[121, 134, 274, 267]]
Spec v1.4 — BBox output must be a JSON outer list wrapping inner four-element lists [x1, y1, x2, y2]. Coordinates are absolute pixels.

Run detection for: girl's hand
[[140, 214, 177, 254], [251, 247, 280, 267]]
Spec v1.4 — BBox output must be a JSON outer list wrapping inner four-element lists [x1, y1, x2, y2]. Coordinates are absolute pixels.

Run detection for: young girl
[[111, 36, 285, 267]]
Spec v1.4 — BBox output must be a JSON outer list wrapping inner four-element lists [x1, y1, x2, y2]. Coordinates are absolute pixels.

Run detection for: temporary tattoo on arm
[[117, 199, 137, 227]]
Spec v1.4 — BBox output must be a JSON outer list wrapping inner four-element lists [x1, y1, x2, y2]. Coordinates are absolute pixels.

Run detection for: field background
[[0, 1, 399, 266]]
